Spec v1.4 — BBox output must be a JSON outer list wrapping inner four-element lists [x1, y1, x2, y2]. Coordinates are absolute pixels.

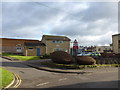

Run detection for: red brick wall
[[0, 38, 39, 53]]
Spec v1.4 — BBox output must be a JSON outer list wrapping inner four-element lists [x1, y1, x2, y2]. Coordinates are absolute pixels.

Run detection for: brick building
[[95, 46, 112, 53], [23, 42, 46, 56], [0, 35, 71, 56], [112, 34, 120, 54], [41, 35, 71, 54], [0, 38, 39, 54]]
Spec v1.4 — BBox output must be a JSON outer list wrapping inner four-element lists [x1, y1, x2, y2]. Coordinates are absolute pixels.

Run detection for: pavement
[[1, 56, 119, 88]]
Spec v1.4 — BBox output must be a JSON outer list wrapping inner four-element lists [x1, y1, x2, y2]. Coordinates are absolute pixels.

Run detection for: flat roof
[[0, 38, 39, 41]]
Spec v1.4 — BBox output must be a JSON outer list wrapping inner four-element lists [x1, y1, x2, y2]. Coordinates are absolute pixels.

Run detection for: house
[[23, 42, 46, 56], [41, 35, 71, 54], [95, 46, 112, 53], [0, 38, 39, 54], [112, 34, 120, 54]]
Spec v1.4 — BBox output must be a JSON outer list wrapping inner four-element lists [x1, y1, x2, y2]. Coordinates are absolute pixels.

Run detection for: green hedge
[[41, 61, 120, 69]]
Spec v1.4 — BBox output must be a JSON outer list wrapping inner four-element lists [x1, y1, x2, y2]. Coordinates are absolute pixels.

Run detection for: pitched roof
[[24, 42, 46, 46], [112, 34, 120, 36], [42, 35, 71, 41]]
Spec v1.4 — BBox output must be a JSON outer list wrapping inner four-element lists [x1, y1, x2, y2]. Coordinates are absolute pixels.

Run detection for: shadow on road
[[42, 80, 120, 89], [1, 60, 30, 68], [6, 80, 120, 90]]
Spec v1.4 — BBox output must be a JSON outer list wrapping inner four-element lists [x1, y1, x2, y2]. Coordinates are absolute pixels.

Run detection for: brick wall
[[0, 38, 39, 53]]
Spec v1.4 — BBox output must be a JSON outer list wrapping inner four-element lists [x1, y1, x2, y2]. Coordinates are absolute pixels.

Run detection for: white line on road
[[58, 78, 67, 81], [36, 82, 50, 86]]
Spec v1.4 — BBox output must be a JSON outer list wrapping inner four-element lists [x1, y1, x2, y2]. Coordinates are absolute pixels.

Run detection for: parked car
[[77, 52, 89, 56], [77, 52, 101, 57]]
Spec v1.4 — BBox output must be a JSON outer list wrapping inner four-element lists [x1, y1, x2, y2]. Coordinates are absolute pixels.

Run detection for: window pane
[[53, 40, 56, 43]]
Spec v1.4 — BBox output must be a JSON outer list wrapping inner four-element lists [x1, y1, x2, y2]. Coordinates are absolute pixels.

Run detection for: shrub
[[75, 56, 96, 65], [50, 51, 73, 64]]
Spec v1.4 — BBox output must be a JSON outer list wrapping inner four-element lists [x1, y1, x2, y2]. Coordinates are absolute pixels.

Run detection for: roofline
[[43, 34, 67, 37], [0, 38, 39, 41], [112, 34, 120, 36], [42, 35, 71, 41]]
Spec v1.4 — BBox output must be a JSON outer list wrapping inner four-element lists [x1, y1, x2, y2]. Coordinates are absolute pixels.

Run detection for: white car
[[77, 52, 101, 57], [77, 52, 88, 56]]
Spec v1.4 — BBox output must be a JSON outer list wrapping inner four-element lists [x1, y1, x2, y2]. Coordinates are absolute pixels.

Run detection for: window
[[16, 47, 22, 52], [105, 48, 108, 50], [59, 41, 63, 43], [53, 40, 57, 43], [16, 47, 21, 49], [98, 48, 101, 51], [28, 48, 33, 50]]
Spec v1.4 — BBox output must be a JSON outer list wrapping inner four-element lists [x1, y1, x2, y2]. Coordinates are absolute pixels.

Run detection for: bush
[[50, 51, 73, 64], [75, 56, 96, 65]]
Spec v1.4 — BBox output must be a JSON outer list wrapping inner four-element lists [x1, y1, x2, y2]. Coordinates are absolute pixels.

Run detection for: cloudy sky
[[1, 1, 118, 46]]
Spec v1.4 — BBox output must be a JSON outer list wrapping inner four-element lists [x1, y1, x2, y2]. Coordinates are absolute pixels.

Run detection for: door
[[37, 48, 40, 56]]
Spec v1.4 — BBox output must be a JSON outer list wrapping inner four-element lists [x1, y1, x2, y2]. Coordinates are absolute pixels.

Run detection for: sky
[[1, 1, 119, 46]]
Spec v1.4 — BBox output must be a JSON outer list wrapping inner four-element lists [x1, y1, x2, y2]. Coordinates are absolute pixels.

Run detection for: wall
[[0, 38, 39, 54], [95, 46, 112, 53], [44, 40, 70, 54], [23, 46, 46, 56], [24, 47, 37, 56], [112, 35, 120, 54]]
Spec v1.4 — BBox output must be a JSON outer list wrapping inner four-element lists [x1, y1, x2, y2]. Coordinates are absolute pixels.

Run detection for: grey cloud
[[2, 2, 118, 46]]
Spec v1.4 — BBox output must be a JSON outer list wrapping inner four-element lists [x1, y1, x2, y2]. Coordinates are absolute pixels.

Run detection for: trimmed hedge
[[40, 61, 120, 69], [75, 56, 96, 65], [51, 51, 73, 64]]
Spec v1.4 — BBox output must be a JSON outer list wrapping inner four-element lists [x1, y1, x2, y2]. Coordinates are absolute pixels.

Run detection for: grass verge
[[0, 68, 13, 88], [2, 53, 40, 61]]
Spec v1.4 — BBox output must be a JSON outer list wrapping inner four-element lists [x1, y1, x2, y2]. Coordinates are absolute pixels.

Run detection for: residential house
[[95, 46, 112, 53], [112, 34, 120, 54], [41, 35, 71, 54]]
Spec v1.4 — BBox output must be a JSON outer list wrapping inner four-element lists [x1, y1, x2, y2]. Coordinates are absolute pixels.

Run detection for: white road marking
[[36, 82, 50, 86], [58, 78, 67, 81]]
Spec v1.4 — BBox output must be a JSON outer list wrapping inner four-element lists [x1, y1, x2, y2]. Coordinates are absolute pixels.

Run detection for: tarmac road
[[0, 57, 119, 88]]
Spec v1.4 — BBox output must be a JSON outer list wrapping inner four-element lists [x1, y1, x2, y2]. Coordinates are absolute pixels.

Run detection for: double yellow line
[[13, 73, 22, 88]]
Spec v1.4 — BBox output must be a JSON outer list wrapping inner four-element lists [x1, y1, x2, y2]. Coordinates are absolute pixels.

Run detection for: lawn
[[0, 68, 13, 88], [2, 53, 40, 61]]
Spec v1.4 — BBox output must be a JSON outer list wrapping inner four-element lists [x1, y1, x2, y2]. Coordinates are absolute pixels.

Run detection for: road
[[0, 57, 119, 88]]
